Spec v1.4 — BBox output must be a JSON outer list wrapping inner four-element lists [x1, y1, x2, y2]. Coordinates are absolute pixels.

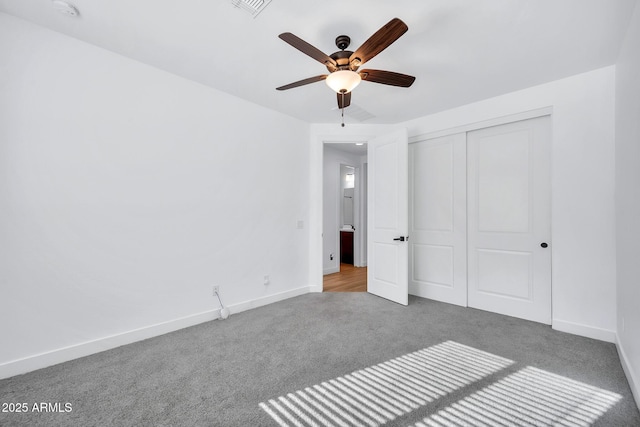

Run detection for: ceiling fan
[[276, 18, 416, 126]]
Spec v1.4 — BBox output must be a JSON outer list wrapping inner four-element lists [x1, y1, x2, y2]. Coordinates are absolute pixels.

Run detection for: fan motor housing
[[329, 50, 354, 71]]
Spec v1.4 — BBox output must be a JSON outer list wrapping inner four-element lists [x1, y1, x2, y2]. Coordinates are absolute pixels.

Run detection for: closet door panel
[[467, 116, 552, 324], [409, 133, 467, 306]]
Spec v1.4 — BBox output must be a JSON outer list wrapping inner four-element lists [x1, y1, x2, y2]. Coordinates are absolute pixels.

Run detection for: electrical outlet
[[213, 286, 220, 296], [330, 253, 334, 260], [263, 275, 270, 286]]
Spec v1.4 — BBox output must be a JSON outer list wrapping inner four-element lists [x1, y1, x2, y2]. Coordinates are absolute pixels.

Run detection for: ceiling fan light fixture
[[326, 70, 361, 94]]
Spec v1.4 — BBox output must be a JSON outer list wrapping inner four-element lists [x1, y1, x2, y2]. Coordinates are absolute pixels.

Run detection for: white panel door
[[409, 133, 467, 306], [368, 129, 409, 305], [467, 116, 551, 324]]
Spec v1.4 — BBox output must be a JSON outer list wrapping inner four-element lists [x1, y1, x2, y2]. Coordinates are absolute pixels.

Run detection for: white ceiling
[[326, 142, 368, 157], [0, 0, 636, 124]]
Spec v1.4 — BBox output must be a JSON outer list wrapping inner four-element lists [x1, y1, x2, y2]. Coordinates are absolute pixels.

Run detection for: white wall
[[615, 0, 640, 407], [401, 66, 617, 342], [0, 13, 311, 378]]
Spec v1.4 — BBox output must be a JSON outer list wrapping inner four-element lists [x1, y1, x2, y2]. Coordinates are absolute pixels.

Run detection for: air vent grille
[[231, 0, 272, 17]]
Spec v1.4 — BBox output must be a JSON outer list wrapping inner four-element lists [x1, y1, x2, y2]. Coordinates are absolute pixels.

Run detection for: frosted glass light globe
[[326, 70, 361, 93]]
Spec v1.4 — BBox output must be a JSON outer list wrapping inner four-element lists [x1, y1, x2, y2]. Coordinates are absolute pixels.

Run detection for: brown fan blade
[[349, 18, 408, 69], [276, 75, 328, 91], [359, 69, 415, 87], [337, 91, 352, 109], [279, 33, 338, 71]]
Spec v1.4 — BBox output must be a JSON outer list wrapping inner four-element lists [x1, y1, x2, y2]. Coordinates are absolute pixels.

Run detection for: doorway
[[318, 129, 411, 305], [322, 142, 368, 292]]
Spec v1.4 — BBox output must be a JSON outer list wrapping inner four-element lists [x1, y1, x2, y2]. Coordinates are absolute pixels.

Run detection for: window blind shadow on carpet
[[410, 366, 621, 427], [259, 340, 514, 426], [259, 340, 621, 427]]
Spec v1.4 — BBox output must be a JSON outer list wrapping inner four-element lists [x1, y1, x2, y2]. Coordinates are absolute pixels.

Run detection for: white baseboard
[[0, 310, 220, 380], [616, 336, 640, 411], [0, 286, 310, 380], [552, 319, 616, 343]]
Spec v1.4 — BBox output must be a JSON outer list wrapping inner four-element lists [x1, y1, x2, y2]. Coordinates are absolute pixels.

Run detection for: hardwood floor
[[323, 263, 367, 292]]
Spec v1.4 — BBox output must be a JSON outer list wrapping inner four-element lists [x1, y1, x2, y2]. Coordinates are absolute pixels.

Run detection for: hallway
[[323, 263, 367, 292]]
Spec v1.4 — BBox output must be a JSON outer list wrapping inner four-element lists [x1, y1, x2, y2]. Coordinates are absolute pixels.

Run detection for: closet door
[[467, 116, 551, 324], [409, 133, 467, 306]]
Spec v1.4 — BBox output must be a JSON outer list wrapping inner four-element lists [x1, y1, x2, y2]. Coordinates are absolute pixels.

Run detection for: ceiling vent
[[230, 0, 272, 18]]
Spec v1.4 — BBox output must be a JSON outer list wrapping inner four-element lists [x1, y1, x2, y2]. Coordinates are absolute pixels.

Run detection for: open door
[[367, 129, 409, 305]]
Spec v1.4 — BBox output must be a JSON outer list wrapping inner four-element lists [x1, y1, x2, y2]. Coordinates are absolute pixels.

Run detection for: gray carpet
[[1, 293, 638, 426]]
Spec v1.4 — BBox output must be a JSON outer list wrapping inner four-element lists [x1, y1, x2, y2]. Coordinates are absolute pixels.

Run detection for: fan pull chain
[[341, 92, 345, 127]]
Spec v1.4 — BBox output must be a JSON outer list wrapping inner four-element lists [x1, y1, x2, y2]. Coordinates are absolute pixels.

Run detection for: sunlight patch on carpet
[[410, 366, 622, 427], [259, 341, 514, 427]]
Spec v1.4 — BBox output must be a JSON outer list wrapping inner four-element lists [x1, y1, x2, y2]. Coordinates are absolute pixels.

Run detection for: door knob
[[540, 242, 548, 248], [393, 236, 406, 242]]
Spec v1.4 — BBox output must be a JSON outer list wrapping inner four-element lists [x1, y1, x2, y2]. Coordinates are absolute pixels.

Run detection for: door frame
[[408, 108, 553, 144]]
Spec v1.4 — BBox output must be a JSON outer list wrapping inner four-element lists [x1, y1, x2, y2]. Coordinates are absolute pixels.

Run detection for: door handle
[[393, 236, 406, 242], [540, 242, 548, 248]]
